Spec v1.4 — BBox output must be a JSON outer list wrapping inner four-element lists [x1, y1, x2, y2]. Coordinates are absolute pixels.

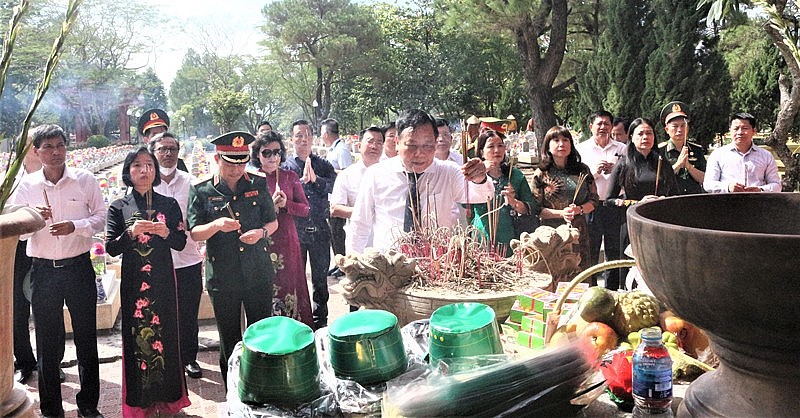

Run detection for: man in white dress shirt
[[348, 109, 493, 253], [333, 126, 384, 250], [12, 124, 107, 418], [704, 112, 782, 193], [149, 132, 206, 379], [576, 110, 627, 289]]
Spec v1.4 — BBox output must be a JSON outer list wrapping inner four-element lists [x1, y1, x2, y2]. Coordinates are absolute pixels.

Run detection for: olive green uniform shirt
[[187, 172, 277, 292], [659, 140, 707, 195]]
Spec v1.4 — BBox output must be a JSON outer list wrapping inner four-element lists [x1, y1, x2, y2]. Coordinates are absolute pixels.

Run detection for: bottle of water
[[632, 327, 673, 415]]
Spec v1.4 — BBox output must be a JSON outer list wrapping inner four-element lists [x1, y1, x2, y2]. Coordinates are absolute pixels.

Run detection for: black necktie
[[404, 172, 423, 232]]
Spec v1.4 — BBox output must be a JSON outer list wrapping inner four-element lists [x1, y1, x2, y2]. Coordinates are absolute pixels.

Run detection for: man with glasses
[[281, 120, 337, 329], [149, 132, 205, 379], [658, 101, 706, 195], [11, 124, 106, 418], [348, 109, 492, 253], [187, 131, 279, 388], [137, 108, 188, 172]]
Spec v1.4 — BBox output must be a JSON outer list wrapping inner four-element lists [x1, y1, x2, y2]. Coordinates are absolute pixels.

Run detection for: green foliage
[[639, 0, 730, 146], [572, 0, 655, 133], [86, 134, 110, 148], [207, 88, 251, 133], [1, 0, 82, 213], [730, 40, 781, 130], [137, 68, 167, 111], [261, 0, 381, 128]]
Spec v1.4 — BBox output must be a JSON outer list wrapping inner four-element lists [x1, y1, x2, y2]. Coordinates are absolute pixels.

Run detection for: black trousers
[[330, 216, 346, 257], [176, 262, 203, 365], [31, 253, 99, 416], [587, 205, 625, 290], [13, 240, 36, 371], [209, 285, 271, 389], [300, 236, 331, 329]]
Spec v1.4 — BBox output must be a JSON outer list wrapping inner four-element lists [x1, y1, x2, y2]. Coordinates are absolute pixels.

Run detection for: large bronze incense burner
[[628, 193, 800, 417]]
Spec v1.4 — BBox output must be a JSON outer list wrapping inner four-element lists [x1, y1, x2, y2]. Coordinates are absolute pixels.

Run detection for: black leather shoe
[[14, 367, 34, 384], [330, 267, 345, 277], [59, 368, 66, 383], [77, 408, 104, 418], [184, 361, 202, 379]]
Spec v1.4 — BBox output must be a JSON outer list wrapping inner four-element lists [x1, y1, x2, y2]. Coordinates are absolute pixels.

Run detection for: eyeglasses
[[155, 147, 179, 155], [260, 149, 283, 158]]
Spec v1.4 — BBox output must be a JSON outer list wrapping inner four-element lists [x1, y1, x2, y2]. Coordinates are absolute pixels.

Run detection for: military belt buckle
[[305, 226, 318, 233]]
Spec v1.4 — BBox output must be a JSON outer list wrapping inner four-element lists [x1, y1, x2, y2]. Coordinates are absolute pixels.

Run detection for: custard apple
[[612, 291, 660, 335]]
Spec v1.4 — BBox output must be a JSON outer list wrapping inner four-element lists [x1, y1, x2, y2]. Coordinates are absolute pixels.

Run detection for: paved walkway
[[20, 276, 351, 417]]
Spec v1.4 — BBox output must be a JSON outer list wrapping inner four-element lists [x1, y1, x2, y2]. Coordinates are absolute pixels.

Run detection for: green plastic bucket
[[328, 309, 408, 385], [239, 316, 320, 406], [429, 302, 503, 364]]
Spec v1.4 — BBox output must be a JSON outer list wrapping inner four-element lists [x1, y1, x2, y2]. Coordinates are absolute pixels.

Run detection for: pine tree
[[730, 39, 781, 130], [640, 0, 730, 146], [572, 0, 654, 131]]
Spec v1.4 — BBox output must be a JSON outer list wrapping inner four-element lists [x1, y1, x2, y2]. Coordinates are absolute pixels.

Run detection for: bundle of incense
[[274, 166, 281, 193], [224, 202, 242, 235], [743, 162, 748, 187], [654, 156, 662, 196], [145, 188, 155, 220], [571, 173, 588, 204], [43, 189, 60, 240]]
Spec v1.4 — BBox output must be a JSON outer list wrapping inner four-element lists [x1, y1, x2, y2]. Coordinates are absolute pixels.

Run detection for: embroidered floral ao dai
[[106, 191, 190, 417]]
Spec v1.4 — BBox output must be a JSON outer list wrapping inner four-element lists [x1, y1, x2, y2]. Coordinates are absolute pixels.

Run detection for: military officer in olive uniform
[[187, 131, 278, 388], [137, 108, 188, 172], [658, 101, 707, 195]]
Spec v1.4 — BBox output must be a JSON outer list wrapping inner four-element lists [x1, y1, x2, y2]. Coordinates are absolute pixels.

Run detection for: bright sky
[[136, 0, 268, 89]]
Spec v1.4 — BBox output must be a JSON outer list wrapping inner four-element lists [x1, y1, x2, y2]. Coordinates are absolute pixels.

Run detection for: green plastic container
[[239, 316, 320, 406], [328, 309, 407, 385], [429, 302, 503, 364]]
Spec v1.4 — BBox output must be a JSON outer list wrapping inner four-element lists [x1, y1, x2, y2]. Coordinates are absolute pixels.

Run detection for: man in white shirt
[[381, 121, 398, 160], [576, 110, 627, 289], [348, 109, 493, 253], [12, 124, 107, 418], [434, 118, 462, 164], [321, 118, 351, 276], [321, 118, 352, 170], [149, 132, 206, 379], [333, 126, 384, 250], [704, 112, 782, 193]]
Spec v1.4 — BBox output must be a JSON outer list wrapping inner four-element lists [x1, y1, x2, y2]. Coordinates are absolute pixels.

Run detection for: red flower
[[138, 234, 152, 245], [140, 282, 151, 292], [151, 315, 160, 325], [152, 340, 163, 354], [135, 298, 150, 309], [156, 212, 166, 223], [140, 361, 147, 370], [133, 309, 143, 319], [601, 350, 634, 403], [140, 264, 152, 272]]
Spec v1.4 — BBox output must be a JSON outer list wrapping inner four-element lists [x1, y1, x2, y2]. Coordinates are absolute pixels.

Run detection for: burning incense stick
[[145, 188, 155, 220]]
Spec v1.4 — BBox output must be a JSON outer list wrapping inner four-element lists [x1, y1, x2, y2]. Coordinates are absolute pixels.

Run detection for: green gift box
[[517, 288, 556, 310], [516, 331, 545, 349], [556, 282, 590, 304], [509, 299, 533, 323], [533, 293, 559, 314], [502, 319, 521, 332], [520, 312, 545, 336]]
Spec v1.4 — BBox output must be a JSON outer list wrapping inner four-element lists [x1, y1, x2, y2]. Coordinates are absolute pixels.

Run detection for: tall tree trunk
[[514, 0, 568, 145], [763, 6, 800, 191]]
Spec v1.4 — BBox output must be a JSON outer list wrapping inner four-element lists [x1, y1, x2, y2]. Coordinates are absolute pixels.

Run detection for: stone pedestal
[[0, 206, 45, 418]]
